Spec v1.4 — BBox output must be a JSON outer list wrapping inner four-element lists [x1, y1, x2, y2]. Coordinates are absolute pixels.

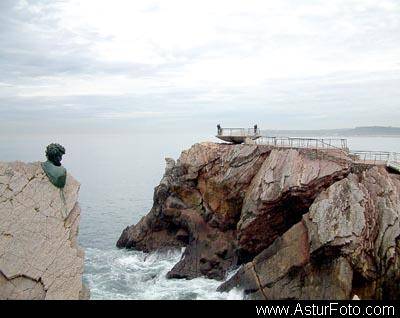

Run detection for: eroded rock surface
[[117, 143, 353, 281], [118, 143, 271, 279], [221, 166, 400, 300], [238, 148, 351, 260], [0, 161, 88, 300], [117, 142, 399, 299]]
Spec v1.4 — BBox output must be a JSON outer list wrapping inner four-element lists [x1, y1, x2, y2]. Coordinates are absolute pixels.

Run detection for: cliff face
[[118, 143, 271, 279], [219, 166, 400, 300], [117, 142, 400, 299], [0, 161, 88, 300], [237, 148, 350, 261]]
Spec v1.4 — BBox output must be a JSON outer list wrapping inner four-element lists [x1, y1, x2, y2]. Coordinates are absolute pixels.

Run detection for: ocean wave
[[84, 247, 244, 300]]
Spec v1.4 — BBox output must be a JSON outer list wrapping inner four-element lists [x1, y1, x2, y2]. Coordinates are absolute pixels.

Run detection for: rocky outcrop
[[117, 143, 352, 280], [220, 166, 400, 299], [117, 143, 271, 279], [0, 161, 88, 300], [117, 141, 400, 299]]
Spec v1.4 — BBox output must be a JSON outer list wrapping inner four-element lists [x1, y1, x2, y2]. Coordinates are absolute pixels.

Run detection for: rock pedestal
[[0, 161, 88, 300]]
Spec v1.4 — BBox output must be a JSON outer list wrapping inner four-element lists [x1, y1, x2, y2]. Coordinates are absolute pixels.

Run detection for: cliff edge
[[0, 161, 88, 300], [117, 142, 400, 299]]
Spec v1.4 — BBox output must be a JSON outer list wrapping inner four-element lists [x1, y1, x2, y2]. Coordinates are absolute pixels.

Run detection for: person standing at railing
[[254, 124, 258, 135], [217, 124, 222, 135]]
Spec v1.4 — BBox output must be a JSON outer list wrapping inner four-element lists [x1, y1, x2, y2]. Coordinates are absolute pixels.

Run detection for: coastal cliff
[[117, 142, 400, 299], [0, 161, 88, 300]]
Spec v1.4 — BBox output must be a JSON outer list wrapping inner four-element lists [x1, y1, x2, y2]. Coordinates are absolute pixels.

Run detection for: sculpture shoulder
[[41, 161, 67, 188], [41, 161, 66, 172]]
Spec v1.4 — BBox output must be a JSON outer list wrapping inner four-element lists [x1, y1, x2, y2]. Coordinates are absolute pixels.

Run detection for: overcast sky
[[1, 0, 399, 134]]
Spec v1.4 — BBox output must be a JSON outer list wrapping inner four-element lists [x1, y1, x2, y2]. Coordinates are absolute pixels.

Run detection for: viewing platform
[[215, 125, 400, 173], [216, 127, 261, 144]]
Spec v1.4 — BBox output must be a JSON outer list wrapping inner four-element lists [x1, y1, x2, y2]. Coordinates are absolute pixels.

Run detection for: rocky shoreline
[[117, 142, 400, 299]]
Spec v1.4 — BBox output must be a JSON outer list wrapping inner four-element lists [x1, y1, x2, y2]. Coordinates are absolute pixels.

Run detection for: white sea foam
[[84, 247, 244, 300]]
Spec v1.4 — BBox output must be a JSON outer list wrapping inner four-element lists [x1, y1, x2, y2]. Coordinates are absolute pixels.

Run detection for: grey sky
[[1, 0, 400, 134]]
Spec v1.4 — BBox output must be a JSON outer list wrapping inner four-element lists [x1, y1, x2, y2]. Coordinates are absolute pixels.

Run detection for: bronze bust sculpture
[[41, 143, 67, 189]]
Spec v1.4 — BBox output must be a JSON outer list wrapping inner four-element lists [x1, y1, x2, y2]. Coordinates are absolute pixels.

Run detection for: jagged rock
[[237, 148, 351, 260], [117, 142, 354, 281], [221, 166, 400, 300], [118, 142, 400, 299], [166, 210, 237, 280], [0, 161, 88, 300], [218, 220, 353, 299], [117, 143, 272, 279], [306, 166, 400, 299]]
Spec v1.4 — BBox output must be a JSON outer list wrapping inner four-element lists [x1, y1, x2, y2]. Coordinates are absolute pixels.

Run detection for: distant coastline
[[262, 126, 400, 137]]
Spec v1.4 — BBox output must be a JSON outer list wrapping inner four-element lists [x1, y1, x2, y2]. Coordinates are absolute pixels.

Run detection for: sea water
[[0, 133, 399, 299]]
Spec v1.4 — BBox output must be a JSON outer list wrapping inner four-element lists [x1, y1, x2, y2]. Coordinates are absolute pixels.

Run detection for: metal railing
[[214, 127, 400, 171], [251, 136, 348, 151], [350, 151, 400, 164], [217, 127, 260, 137]]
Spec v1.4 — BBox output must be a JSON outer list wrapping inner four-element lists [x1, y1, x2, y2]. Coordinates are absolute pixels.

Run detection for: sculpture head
[[42, 143, 67, 189], [45, 143, 65, 166]]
